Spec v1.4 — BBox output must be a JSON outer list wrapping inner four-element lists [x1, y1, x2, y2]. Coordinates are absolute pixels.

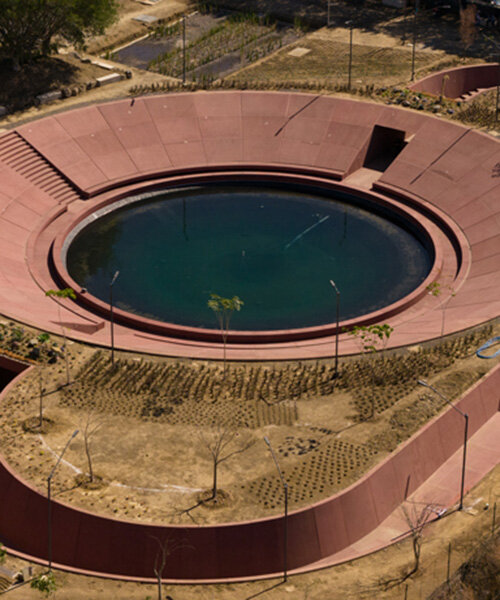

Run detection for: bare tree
[[401, 501, 435, 579], [378, 501, 436, 591], [151, 537, 174, 600], [81, 409, 105, 483], [198, 421, 254, 502], [38, 371, 46, 429]]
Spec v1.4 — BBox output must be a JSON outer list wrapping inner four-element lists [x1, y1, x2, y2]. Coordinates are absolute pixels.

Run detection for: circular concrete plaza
[[0, 91, 499, 359], [0, 92, 500, 583]]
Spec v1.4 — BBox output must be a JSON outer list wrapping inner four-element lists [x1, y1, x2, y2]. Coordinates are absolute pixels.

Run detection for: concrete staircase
[[0, 566, 13, 593], [0, 132, 81, 204]]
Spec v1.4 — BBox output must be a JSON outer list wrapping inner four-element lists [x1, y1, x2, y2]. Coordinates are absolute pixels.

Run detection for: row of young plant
[[247, 436, 376, 508], [0, 322, 61, 364], [128, 75, 499, 131], [148, 15, 277, 77], [128, 77, 372, 95], [66, 324, 493, 421]]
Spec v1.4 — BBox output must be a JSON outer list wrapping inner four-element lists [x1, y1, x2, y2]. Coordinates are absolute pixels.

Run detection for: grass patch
[[147, 13, 286, 78], [229, 38, 440, 87]]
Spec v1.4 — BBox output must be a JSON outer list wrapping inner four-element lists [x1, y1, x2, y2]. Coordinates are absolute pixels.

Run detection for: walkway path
[[299, 412, 500, 575]]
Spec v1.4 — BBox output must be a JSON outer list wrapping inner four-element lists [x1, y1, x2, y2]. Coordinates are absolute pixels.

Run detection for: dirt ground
[[2, 466, 498, 599], [230, 27, 452, 88], [1, 3, 500, 598], [87, 0, 189, 54], [0, 54, 116, 112], [0, 321, 498, 527]]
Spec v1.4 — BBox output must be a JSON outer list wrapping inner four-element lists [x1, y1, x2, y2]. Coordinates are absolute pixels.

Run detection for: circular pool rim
[[52, 171, 445, 344]]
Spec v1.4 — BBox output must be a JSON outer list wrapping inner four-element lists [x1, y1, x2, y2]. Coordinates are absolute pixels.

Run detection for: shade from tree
[[0, 0, 118, 69]]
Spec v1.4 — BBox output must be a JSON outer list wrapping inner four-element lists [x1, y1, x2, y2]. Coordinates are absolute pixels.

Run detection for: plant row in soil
[[149, 15, 294, 79], [59, 326, 494, 431], [0, 321, 64, 365]]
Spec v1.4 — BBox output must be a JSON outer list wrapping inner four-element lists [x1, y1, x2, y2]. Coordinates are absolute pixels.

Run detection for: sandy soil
[[0, 322, 497, 527], [0, 4, 499, 597], [87, 0, 190, 54]]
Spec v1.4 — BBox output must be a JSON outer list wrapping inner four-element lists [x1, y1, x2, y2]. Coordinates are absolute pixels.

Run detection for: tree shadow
[[211, 0, 500, 61], [244, 580, 284, 599], [0, 56, 77, 110]]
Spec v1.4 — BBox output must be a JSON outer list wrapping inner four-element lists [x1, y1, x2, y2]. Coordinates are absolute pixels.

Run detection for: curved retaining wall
[[0, 361, 498, 582], [410, 63, 500, 100]]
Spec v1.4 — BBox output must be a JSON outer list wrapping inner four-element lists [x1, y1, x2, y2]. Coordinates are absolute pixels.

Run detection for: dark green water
[[66, 184, 432, 331]]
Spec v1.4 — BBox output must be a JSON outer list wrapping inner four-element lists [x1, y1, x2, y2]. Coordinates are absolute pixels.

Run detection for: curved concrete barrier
[[410, 63, 500, 100], [0, 359, 498, 582]]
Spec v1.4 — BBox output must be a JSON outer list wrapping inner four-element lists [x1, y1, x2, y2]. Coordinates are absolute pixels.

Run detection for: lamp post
[[329, 280, 340, 379], [109, 270, 119, 367], [411, 0, 419, 81], [182, 14, 186, 84], [47, 429, 79, 572], [346, 21, 353, 91], [264, 436, 288, 582], [495, 81, 499, 125], [417, 380, 468, 511]]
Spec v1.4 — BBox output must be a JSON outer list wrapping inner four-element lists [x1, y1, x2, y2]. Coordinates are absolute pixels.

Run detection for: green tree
[[30, 571, 57, 596], [207, 293, 243, 381], [0, 0, 117, 69], [349, 323, 394, 358]]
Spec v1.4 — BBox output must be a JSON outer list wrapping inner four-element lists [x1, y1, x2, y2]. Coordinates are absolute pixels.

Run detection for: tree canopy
[[0, 0, 118, 69]]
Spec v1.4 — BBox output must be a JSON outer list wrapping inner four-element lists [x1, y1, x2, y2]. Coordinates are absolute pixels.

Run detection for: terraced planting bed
[[0, 322, 497, 526], [113, 9, 301, 82]]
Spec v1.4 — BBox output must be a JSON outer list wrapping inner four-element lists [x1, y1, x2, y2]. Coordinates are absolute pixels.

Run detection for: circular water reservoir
[[65, 183, 433, 332]]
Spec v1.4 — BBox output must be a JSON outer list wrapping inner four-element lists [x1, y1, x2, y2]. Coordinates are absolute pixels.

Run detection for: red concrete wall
[[0, 355, 30, 374], [0, 362, 498, 581], [410, 63, 500, 100]]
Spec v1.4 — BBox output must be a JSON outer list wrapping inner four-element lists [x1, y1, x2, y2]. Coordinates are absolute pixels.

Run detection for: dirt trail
[[87, 0, 189, 54]]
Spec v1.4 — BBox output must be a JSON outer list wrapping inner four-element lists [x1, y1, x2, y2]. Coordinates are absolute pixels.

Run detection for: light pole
[[47, 429, 79, 572], [182, 14, 186, 84], [411, 0, 419, 81], [495, 81, 499, 125], [417, 380, 468, 511], [329, 280, 340, 379], [264, 436, 288, 582], [109, 270, 119, 367], [346, 21, 353, 91]]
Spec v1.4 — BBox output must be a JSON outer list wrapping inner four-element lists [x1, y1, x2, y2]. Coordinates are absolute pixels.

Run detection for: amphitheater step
[[0, 131, 82, 205], [0, 570, 13, 593]]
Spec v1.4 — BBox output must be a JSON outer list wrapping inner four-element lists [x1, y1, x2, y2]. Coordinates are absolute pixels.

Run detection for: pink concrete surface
[[410, 63, 500, 101], [0, 92, 496, 360], [0, 359, 498, 582]]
